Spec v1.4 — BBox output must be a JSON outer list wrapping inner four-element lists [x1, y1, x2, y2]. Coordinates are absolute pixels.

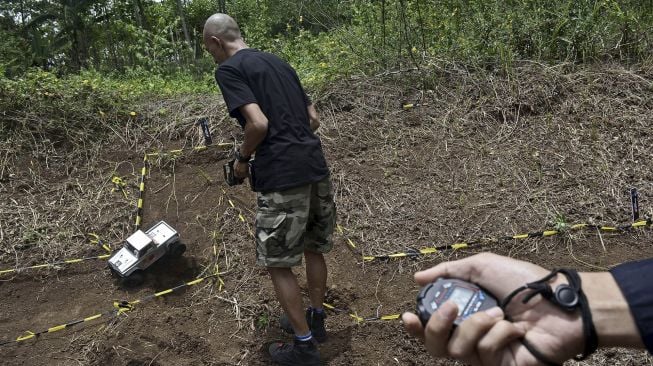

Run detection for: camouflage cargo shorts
[[254, 176, 336, 267]]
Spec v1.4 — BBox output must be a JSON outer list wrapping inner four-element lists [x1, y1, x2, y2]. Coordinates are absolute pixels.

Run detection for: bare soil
[[1, 62, 653, 365]]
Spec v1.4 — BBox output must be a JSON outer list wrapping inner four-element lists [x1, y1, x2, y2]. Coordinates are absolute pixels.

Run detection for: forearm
[[307, 104, 320, 131], [240, 120, 267, 157], [581, 272, 643, 348]]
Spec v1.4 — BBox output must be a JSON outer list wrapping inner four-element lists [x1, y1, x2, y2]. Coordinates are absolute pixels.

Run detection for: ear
[[210, 36, 222, 49]]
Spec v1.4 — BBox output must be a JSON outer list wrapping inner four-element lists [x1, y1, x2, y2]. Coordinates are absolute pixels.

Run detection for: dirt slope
[[1, 63, 653, 365]]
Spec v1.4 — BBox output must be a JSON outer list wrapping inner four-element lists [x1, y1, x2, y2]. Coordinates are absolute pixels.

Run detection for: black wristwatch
[[235, 149, 251, 163]]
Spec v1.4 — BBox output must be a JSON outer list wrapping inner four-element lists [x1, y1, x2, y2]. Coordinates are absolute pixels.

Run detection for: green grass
[[0, 68, 217, 135]]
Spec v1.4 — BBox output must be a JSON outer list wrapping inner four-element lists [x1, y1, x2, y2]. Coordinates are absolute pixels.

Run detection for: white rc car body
[[108, 221, 185, 285]]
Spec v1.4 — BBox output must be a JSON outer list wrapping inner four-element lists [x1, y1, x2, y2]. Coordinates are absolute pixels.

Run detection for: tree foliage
[[0, 0, 652, 82], [1, 0, 652, 147]]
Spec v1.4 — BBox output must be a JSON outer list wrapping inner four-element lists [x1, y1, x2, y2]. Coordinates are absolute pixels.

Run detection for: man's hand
[[402, 253, 585, 365], [233, 160, 249, 179]]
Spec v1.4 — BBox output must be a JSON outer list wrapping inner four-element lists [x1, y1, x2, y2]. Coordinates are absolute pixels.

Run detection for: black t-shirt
[[610, 258, 653, 353], [215, 48, 329, 192]]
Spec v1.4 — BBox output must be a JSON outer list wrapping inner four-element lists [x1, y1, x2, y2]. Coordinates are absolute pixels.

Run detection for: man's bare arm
[[239, 103, 269, 157], [307, 104, 320, 132]]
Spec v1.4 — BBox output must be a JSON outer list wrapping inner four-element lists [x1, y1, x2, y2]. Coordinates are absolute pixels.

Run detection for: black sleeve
[[215, 65, 257, 127], [610, 258, 653, 353]]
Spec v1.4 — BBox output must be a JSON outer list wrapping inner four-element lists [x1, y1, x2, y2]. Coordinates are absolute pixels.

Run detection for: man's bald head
[[203, 13, 241, 42]]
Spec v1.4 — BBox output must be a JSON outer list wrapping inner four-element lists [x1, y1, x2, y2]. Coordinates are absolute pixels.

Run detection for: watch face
[[555, 285, 579, 309]]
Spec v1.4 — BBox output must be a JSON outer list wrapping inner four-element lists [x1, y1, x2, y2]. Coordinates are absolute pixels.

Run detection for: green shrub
[[0, 68, 218, 143]]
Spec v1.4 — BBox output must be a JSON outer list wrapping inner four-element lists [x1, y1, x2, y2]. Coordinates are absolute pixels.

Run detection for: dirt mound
[[1, 63, 653, 365]]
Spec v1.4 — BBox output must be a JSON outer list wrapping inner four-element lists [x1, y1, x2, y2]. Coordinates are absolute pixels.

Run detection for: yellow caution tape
[[135, 153, 148, 230], [0, 251, 112, 276], [632, 220, 648, 228], [321, 302, 402, 324], [334, 224, 364, 258], [221, 193, 253, 238], [113, 301, 134, 312], [145, 143, 234, 158], [111, 176, 129, 198], [16, 331, 35, 342], [350, 313, 364, 323], [89, 233, 111, 253], [3, 311, 112, 347], [84, 314, 102, 322], [155, 289, 173, 297], [112, 274, 219, 314], [356, 219, 652, 262], [47, 324, 66, 333]]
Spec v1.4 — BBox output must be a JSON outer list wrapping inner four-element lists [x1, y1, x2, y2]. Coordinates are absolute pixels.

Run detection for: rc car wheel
[[122, 270, 145, 287], [169, 242, 186, 258]]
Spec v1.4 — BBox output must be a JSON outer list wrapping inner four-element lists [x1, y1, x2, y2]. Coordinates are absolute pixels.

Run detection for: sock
[[310, 306, 325, 315], [295, 331, 313, 343]]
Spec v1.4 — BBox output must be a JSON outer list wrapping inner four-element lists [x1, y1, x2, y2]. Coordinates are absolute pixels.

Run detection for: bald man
[[203, 14, 335, 366]]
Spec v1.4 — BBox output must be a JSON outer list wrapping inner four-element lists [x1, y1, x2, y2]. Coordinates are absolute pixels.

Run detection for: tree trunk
[[176, 0, 192, 49], [415, 0, 427, 55], [104, 4, 120, 71], [133, 0, 149, 30], [71, 27, 81, 71], [20, 0, 26, 26]]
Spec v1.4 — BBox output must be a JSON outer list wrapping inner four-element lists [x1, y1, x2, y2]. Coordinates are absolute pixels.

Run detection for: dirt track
[[1, 63, 653, 365]]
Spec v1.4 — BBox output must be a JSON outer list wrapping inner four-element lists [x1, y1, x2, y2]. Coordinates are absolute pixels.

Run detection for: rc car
[[108, 221, 185, 286]]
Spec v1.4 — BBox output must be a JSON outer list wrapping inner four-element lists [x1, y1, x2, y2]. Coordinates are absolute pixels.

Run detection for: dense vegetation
[[1, 0, 652, 142], [3, 1, 653, 78]]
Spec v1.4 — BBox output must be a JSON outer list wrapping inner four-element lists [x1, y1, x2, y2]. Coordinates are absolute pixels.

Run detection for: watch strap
[[235, 149, 250, 163]]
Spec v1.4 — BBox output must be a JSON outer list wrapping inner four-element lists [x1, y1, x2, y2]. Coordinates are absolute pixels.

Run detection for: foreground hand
[[402, 253, 584, 365], [234, 160, 249, 178]]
